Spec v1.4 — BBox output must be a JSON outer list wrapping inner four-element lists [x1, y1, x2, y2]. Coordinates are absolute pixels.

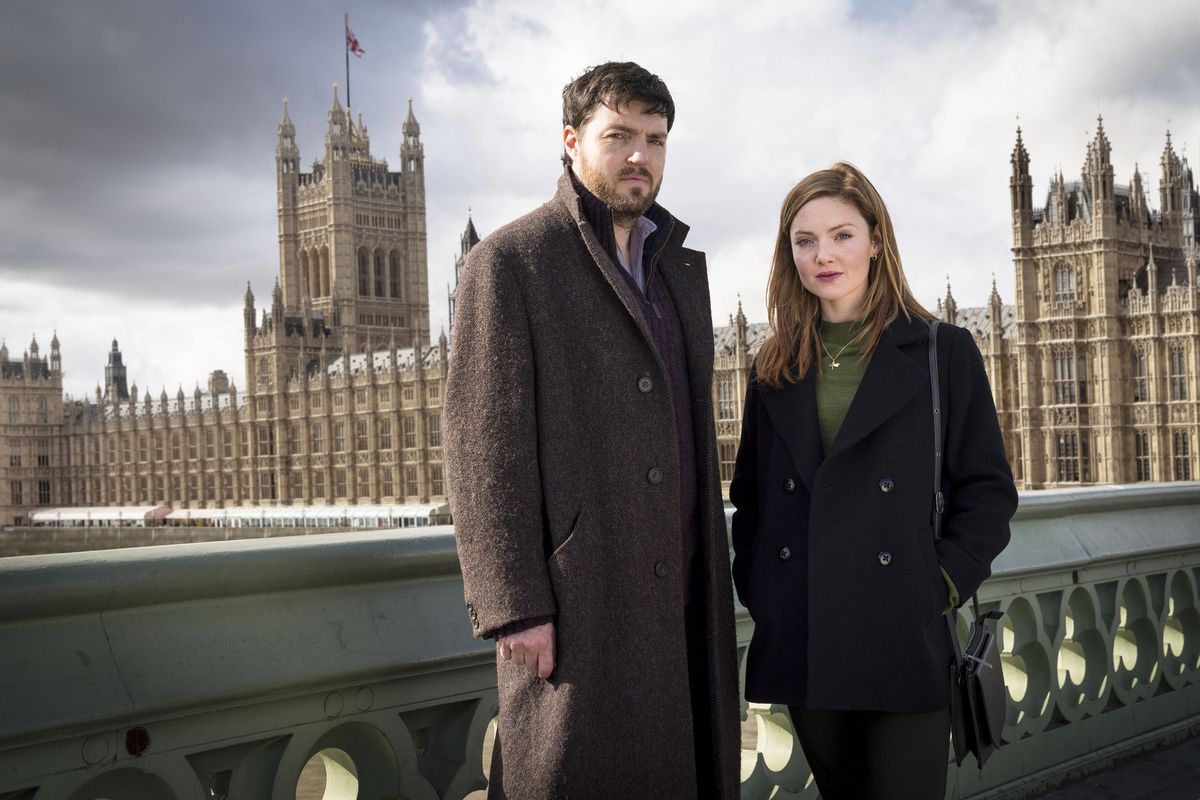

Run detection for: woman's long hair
[[755, 162, 933, 388]]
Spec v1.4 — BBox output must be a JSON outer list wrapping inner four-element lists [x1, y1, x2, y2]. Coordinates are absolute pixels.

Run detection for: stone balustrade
[[741, 483, 1200, 798], [1, 483, 1198, 799]]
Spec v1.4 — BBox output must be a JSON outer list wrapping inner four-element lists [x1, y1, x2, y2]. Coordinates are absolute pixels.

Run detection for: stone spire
[[1161, 128, 1184, 217], [1082, 114, 1115, 223], [1011, 124, 1033, 246], [942, 276, 958, 325], [401, 98, 424, 173], [1130, 162, 1146, 220]]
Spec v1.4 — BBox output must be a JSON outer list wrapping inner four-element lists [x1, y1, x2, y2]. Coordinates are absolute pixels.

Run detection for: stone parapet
[[0, 484, 1198, 798]]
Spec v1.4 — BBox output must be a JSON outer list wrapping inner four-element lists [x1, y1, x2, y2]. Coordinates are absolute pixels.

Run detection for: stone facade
[[995, 121, 1199, 488], [0, 89, 449, 524], [5, 109, 1200, 524], [0, 336, 66, 526]]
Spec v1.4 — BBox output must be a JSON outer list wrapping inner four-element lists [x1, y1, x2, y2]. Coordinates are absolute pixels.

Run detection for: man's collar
[[557, 166, 683, 248]]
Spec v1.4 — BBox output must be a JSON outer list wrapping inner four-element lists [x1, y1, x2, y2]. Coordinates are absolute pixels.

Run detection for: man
[[444, 62, 739, 798]]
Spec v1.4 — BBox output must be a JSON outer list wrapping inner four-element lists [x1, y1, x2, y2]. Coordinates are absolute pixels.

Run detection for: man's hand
[[498, 621, 556, 679]]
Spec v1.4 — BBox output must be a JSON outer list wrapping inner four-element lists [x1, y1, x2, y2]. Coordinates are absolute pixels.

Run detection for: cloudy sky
[[2, 0, 1199, 397]]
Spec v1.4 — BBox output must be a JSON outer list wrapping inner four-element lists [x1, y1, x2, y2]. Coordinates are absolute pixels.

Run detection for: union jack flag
[[346, 24, 364, 57]]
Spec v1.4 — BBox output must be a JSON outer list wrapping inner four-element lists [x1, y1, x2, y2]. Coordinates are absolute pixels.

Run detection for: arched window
[[1169, 345, 1188, 401], [389, 252, 401, 298], [320, 247, 331, 297], [1131, 349, 1149, 402], [1052, 349, 1076, 404], [1053, 264, 1075, 302], [374, 250, 385, 297], [299, 250, 311, 298], [358, 250, 370, 295]]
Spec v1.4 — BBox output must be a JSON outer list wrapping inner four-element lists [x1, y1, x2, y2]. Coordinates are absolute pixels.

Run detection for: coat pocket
[[914, 524, 948, 616], [548, 506, 584, 571]]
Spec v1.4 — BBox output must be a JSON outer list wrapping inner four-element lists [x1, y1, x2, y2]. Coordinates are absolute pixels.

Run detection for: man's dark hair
[[561, 62, 675, 165]]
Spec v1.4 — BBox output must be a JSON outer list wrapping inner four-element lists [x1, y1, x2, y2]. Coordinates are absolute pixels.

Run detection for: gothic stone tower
[[1010, 119, 1200, 487], [275, 87, 429, 355], [447, 215, 480, 342]]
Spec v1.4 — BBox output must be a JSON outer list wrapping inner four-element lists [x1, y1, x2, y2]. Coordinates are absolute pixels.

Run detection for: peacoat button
[[654, 560, 668, 578], [879, 478, 895, 493], [647, 467, 663, 484], [779, 546, 792, 561], [783, 478, 797, 494], [467, 602, 479, 628], [877, 550, 893, 566], [637, 375, 653, 393]]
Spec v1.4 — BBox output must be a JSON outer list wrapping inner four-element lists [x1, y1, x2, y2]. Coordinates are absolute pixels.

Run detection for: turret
[[244, 282, 256, 336], [1130, 164, 1147, 223], [49, 331, 61, 373], [942, 276, 958, 326], [1160, 130, 1184, 219], [277, 98, 302, 308], [401, 98, 424, 174], [1147, 244, 1159, 310], [276, 98, 299, 177], [325, 83, 350, 169], [1010, 126, 1033, 246], [104, 339, 130, 401], [734, 297, 748, 352], [1081, 115, 1115, 228]]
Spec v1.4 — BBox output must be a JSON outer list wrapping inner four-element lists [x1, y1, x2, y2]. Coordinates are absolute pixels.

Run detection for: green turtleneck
[[815, 319, 960, 611], [815, 320, 868, 453]]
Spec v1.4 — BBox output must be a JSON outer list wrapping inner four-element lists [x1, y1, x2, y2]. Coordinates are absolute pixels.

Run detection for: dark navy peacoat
[[729, 315, 1017, 712]]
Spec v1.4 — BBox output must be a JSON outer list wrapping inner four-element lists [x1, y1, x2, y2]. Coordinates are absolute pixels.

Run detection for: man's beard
[[578, 158, 660, 226]]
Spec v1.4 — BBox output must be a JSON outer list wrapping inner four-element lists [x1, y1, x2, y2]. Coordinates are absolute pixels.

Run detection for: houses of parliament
[[1, 102, 1198, 525]]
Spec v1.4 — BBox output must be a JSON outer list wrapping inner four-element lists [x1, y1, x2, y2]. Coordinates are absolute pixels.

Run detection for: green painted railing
[[1, 483, 1198, 799]]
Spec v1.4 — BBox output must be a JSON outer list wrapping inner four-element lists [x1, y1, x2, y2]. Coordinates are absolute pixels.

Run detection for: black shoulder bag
[[928, 319, 1007, 769]]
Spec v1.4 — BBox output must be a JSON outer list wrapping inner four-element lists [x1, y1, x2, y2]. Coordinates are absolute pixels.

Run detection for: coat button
[[877, 550, 892, 566], [637, 376, 653, 393], [779, 546, 792, 561], [654, 560, 668, 578], [647, 467, 663, 484], [783, 478, 796, 494], [879, 478, 895, 493]]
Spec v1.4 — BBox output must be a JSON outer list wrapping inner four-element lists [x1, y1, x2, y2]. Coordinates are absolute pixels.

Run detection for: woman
[[729, 162, 1017, 799]]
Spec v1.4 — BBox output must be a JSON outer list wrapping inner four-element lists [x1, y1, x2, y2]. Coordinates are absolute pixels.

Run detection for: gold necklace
[[820, 339, 854, 368]]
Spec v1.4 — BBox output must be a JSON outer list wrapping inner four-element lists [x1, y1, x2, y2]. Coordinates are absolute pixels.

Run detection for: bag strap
[[928, 320, 945, 540], [929, 320, 965, 656]]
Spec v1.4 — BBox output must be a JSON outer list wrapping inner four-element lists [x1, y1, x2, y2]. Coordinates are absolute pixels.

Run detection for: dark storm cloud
[[0, 0, 458, 303]]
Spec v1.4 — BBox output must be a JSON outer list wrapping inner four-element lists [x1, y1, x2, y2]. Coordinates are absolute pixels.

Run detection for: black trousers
[[788, 707, 950, 800]]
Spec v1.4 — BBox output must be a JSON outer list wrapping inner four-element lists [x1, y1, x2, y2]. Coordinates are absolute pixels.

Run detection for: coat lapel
[[657, 249, 710, 393], [822, 318, 927, 464], [555, 171, 664, 351], [757, 372, 823, 493]]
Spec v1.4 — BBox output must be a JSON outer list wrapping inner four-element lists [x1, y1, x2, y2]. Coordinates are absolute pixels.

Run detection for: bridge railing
[[1, 483, 1198, 799]]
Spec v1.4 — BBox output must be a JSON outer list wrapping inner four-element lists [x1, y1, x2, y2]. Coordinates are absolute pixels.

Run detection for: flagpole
[[344, 12, 351, 109]]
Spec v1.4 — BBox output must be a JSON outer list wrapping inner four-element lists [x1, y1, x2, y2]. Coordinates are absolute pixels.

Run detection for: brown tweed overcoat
[[444, 172, 740, 799]]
